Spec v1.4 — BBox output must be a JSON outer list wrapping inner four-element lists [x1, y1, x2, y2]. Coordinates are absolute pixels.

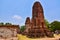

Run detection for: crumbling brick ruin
[[24, 1, 53, 38], [0, 25, 20, 40]]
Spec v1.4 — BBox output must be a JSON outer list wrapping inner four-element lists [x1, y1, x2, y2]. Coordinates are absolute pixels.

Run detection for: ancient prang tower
[[24, 1, 53, 37]]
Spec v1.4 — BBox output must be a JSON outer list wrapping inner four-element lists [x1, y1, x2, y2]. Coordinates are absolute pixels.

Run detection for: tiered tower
[[25, 1, 53, 37]]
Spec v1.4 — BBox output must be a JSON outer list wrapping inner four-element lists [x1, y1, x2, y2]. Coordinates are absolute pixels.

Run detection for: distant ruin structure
[[24, 1, 53, 37], [0, 24, 20, 40]]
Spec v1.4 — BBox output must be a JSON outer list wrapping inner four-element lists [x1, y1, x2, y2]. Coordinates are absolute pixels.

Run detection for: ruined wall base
[[25, 27, 54, 38], [0, 37, 18, 40]]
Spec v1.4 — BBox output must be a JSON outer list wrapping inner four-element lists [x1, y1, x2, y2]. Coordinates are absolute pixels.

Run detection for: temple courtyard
[[17, 34, 60, 40]]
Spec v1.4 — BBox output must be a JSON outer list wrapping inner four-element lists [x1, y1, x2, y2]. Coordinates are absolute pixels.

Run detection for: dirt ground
[[17, 34, 60, 40]]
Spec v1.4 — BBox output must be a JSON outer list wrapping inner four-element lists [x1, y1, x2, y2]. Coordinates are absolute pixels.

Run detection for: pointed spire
[[25, 17, 30, 24]]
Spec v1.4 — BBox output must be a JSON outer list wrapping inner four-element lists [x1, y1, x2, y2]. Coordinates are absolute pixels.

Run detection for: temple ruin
[[0, 24, 20, 40], [24, 1, 53, 38]]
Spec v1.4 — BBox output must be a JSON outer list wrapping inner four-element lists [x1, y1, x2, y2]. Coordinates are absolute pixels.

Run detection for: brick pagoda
[[25, 1, 53, 37]]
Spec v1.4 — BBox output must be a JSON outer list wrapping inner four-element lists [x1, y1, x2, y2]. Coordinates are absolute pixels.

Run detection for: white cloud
[[12, 15, 22, 20]]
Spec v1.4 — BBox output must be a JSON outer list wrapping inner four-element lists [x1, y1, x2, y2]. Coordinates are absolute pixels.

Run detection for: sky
[[0, 0, 60, 26]]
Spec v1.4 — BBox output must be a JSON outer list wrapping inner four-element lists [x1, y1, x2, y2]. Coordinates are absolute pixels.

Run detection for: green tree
[[50, 21, 60, 32], [0, 22, 4, 25], [5, 23, 12, 25], [44, 19, 50, 28], [20, 25, 25, 32]]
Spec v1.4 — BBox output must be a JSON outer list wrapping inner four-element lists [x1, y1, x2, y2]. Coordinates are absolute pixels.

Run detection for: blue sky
[[0, 0, 60, 26]]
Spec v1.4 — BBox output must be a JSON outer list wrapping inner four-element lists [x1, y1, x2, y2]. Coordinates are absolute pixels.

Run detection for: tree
[[5, 23, 12, 25], [50, 21, 60, 32], [0, 22, 4, 25], [44, 19, 50, 28], [20, 25, 25, 32]]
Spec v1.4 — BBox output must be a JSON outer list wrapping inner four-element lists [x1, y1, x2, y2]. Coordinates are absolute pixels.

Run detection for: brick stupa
[[24, 1, 53, 37]]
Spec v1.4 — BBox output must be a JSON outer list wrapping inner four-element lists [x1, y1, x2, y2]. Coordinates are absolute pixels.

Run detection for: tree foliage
[[44, 19, 50, 28], [44, 19, 60, 32], [50, 21, 60, 32], [0, 22, 4, 25], [0, 22, 12, 25], [5, 23, 12, 25], [20, 25, 25, 32]]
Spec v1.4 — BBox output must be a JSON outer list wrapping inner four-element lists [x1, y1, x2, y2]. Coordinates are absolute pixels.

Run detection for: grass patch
[[17, 34, 60, 40]]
